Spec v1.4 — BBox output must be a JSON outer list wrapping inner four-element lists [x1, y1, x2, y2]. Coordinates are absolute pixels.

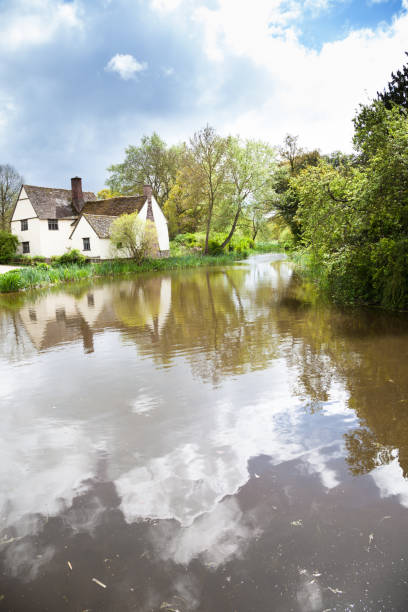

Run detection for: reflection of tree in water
[[3, 259, 408, 477], [114, 267, 282, 385], [276, 302, 408, 478]]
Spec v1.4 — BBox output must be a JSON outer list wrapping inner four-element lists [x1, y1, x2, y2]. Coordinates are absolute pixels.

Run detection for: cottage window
[[21, 219, 28, 231], [48, 219, 59, 230], [22, 241, 30, 254], [83, 237, 90, 251]]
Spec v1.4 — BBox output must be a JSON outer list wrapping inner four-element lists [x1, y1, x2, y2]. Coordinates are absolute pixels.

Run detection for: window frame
[[20, 219, 28, 231], [82, 237, 90, 251], [48, 219, 59, 231], [22, 241, 30, 254]]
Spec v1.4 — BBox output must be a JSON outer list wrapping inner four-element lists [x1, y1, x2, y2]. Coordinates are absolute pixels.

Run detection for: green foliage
[[173, 233, 200, 248], [52, 249, 87, 267], [109, 212, 156, 261], [377, 51, 408, 110], [106, 133, 182, 207], [292, 95, 408, 309], [0, 230, 18, 262]]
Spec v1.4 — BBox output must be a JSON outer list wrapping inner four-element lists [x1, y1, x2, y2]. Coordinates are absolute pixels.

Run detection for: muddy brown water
[[1, 254, 408, 611]]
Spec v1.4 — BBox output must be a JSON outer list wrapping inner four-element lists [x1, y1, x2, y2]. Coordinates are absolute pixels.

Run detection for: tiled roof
[[83, 214, 116, 239], [23, 185, 97, 219], [81, 196, 146, 217]]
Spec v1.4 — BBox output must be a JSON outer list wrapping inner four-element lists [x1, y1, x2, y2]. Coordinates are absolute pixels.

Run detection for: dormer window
[[21, 219, 28, 231], [48, 219, 59, 230]]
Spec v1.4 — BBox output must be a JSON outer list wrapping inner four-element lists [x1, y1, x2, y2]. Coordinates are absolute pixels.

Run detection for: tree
[[378, 51, 408, 110], [163, 172, 205, 238], [220, 138, 276, 248], [185, 126, 230, 254], [106, 133, 182, 207], [292, 102, 408, 309], [97, 188, 122, 199], [273, 136, 320, 241], [0, 230, 18, 262], [109, 213, 156, 261], [0, 164, 23, 231], [278, 134, 303, 173]]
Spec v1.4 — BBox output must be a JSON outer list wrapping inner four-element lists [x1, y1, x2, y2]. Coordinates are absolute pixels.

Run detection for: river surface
[[1, 254, 408, 611]]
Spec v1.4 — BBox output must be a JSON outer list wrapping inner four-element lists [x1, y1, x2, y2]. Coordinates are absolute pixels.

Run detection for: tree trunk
[[204, 194, 214, 254], [221, 203, 242, 249]]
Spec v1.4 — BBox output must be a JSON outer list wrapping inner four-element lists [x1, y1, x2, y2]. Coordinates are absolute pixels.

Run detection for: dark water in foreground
[[1, 254, 408, 611]]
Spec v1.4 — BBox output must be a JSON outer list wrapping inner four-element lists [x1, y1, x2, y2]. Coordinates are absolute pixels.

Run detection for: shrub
[[52, 249, 87, 267], [207, 239, 224, 255], [0, 231, 18, 262], [110, 213, 156, 261], [173, 233, 199, 247]]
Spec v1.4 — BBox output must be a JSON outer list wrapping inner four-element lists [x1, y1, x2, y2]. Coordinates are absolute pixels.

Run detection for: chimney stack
[[143, 185, 154, 221], [71, 177, 84, 213], [143, 184, 152, 201]]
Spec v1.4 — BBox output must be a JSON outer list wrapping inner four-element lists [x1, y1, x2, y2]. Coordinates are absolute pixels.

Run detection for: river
[[0, 254, 408, 611]]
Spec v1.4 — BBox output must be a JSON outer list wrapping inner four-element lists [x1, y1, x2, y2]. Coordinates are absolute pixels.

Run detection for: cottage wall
[[138, 196, 170, 253], [69, 216, 112, 259], [38, 219, 76, 258], [11, 190, 42, 255]]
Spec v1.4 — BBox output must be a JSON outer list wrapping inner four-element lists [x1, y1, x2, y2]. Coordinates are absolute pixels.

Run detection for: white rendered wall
[[38, 219, 76, 258], [70, 216, 112, 259], [138, 196, 170, 252], [11, 190, 42, 255]]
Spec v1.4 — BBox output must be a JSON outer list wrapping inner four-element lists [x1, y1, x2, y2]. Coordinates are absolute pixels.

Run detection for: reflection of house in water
[[17, 278, 172, 354]]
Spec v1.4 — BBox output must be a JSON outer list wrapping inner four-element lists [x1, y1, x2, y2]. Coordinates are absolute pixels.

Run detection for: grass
[[0, 253, 245, 294]]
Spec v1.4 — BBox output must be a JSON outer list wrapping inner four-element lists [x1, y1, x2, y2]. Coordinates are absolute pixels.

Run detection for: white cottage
[[10, 178, 170, 259]]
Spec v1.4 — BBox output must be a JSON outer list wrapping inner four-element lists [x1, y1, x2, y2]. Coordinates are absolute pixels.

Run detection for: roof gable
[[83, 214, 115, 239], [23, 185, 97, 219]]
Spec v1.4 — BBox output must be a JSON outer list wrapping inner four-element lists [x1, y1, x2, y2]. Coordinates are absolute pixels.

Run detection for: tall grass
[[0, 253, 243, 293]]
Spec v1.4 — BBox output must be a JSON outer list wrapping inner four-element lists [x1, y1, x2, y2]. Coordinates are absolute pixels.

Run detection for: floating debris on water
[[92, 578, 107, 589]]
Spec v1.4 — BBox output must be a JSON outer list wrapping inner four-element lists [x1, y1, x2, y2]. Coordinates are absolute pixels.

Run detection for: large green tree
[[106, 133, 183, 207], [377, 51, 408, 110], [220, 138, 276, 247], [293, 103, 408, 309], [273, 136, 320, 241], [184, 126, 230, 254]]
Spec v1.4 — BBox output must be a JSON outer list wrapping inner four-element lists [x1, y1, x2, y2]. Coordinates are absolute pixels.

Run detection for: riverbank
[[0, 253, 246, 293]]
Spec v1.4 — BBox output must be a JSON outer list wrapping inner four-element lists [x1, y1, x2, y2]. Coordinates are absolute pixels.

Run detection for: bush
[[52, 249, 87, 267], [207, 239, 224, 255], [173, 233, 199, 247], [0, 231, 18, 262]]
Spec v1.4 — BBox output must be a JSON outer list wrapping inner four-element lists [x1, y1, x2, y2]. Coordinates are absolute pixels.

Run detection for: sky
[[1, 0, 408, 192]]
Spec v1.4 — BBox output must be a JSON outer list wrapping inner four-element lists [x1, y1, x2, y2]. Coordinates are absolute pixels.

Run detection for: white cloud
[[105, 53, 148, 80], [192, 0, 408, 152], [162, 66, 175, 76], [0, 0, 83, 50], [151, 0, 183, 12]]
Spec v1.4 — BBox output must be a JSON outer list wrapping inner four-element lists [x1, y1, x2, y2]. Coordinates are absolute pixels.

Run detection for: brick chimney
[[143, 184, 152, 201], [143, 185, 154, 221], [71, 177, 84, 213]]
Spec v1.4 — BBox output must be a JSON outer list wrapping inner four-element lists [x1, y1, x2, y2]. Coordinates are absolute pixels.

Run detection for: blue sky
[[1, 0, 407, 192]]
